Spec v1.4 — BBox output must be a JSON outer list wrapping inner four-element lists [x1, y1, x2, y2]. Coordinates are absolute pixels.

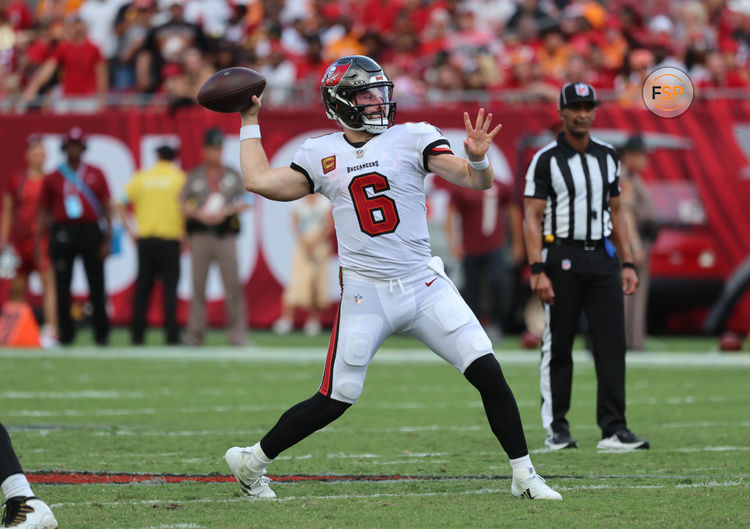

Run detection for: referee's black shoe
[[544, 432, 579, 451], [597, 429, 650, 451]]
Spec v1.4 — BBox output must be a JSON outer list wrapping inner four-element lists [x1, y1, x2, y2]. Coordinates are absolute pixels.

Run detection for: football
[[197, 67, 266, 113]]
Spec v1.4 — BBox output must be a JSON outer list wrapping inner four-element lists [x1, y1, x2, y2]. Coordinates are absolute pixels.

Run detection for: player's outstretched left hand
[[463, 108, 502, 160]]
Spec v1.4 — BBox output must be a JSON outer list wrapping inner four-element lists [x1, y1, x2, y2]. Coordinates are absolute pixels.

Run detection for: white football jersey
[[291, 122, 453, 279]]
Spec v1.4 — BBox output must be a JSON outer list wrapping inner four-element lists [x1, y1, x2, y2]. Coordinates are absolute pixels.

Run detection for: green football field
[[1, 331, 749, 528]]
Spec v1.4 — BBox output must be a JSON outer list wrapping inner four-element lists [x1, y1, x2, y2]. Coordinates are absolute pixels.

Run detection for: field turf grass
[[1, 330, 749, 528]]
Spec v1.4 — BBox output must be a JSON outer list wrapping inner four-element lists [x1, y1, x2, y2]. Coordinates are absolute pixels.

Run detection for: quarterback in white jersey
[[223, 55, 561, 501]]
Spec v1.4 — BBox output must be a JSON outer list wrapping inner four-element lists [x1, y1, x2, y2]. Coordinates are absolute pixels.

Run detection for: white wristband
[[468, 156, 489, 171], [240, 124, 261, 141]]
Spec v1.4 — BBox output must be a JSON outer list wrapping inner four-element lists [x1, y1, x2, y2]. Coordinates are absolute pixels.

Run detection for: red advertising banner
[[1, 101, 749, 330]]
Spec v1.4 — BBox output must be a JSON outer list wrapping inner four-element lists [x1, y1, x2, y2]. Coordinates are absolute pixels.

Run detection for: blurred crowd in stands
[[1, 0, 750, 111]]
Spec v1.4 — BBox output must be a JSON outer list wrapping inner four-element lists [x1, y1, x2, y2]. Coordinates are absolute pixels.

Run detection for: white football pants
[[319, 256, 494, 403]]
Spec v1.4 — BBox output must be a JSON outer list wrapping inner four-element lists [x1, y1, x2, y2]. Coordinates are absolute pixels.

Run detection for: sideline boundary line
[[2, 348, 749, 367]]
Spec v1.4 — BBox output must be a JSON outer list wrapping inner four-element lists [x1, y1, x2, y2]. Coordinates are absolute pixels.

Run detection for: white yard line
[[130, 525, 203, 529], [14, 418, 750, 437], [9, 399, 750, 419], [0, 390, 145, 399], [47, 480, 747, 509], [2, 348, 749, 367]]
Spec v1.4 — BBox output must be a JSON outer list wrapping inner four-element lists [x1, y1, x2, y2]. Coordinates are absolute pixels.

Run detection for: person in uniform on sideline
[[523, 82, 649, 452], [117, 144, 186, 345], [180, 128, 250, 346], [619, 135, 657, 351], [37, 127, 111, 346]]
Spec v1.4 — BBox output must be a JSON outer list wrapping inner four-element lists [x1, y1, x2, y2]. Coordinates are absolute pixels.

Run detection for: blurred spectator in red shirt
[[22, 14, 107, 104], [79, 0, 129, 63], [420, 7, 452, 59], [355, 0, 407, 37], [585, 45, 617, 89], [2, 0, 34, 32], [697, 49, 750, 89], [0, 135, 58, 347], [293, 35, 328, 85], [12, 22, 59, 97]]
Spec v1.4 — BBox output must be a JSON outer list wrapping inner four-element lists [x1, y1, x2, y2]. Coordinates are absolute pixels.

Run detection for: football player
[[1, 422, 57, 528], [224, 55, 561, 500]]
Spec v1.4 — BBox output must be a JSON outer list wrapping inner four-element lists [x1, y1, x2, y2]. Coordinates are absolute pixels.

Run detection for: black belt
[[547, 238, 604, 251]]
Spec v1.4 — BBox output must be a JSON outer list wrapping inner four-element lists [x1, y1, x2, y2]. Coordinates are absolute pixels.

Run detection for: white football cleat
[[224, 446, 276, 499], [597, 429, 650, 452], [1, 497, 58, 528], [511, 473, 563, 500]]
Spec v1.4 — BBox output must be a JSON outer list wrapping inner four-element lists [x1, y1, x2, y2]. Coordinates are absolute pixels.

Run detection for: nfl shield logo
[[562, 259, 572, 270], [354, 294, 363, 304], [356, 149, 364, 158], [575, 83, 590, 96]]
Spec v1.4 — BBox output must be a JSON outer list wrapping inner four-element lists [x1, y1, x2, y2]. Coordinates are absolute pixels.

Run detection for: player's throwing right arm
[[240, 95, 311, 201]]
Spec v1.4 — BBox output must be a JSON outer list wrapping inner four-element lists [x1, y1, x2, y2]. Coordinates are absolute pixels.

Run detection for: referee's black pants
[[131, 237, 181, 345], [49, 222, 110, 345], [541, 243, 628, 439]]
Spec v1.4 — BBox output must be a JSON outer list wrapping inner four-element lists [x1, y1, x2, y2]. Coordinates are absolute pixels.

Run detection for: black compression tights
[[0, 422, 23, 483], [463, 354, 529, 459], [260, 393, 351, 459], [258, 354, 527, 461]]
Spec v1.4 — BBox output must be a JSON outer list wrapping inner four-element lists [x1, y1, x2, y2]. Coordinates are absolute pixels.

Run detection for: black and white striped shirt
[[524, 132, 620, 242]]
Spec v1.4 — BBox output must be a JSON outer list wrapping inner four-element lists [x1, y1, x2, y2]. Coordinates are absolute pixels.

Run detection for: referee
[[523, 83, 649, 452]]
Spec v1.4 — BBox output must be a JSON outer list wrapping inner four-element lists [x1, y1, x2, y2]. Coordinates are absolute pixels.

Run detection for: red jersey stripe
[[318, 302, 341, 396]]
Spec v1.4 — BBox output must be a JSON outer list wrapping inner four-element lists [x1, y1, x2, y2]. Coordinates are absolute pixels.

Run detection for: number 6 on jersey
[[348, 172, 400, 236]]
